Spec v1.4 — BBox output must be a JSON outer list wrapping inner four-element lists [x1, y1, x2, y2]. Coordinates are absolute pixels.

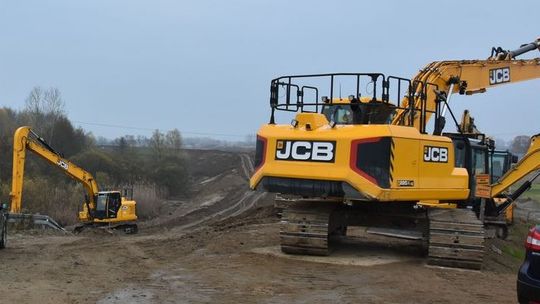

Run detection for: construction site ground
[[0, 149, 535, 304]]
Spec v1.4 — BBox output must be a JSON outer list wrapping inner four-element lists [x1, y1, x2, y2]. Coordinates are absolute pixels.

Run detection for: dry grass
[[132, 184, 165, 220], [12, 169, 184, 226], [12, 179, 166, 225], [20, 178, 84, 226]]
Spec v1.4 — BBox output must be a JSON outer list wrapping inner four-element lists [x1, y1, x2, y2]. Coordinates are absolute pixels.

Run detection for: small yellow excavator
[[8, 126, 138, 234], [250, 38, 540, 269]]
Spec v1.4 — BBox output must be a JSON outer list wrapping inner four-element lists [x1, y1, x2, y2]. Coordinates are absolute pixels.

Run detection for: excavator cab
[[447, 132, 518, 227], [93, 191, 122, 220], [448, 134, 489, 200], [491, 150, 518, 182]]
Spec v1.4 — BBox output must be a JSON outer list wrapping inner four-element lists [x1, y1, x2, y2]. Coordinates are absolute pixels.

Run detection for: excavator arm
[[492, 134, 540, 197], [393, 39, 540, 131], [9, 126, 99, 218]]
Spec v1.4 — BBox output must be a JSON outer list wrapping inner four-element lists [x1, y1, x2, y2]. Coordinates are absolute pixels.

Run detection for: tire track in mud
[[240, 153, 254, 180], [179, 191, 268, 230], [148, 152, 266, 232], [182, 153, 263, 228], [165, 190, 268, 231]]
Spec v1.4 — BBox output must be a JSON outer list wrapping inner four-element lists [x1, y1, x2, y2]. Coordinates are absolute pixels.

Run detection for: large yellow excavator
[[9, 126, 138, 234], [250, 38, 540, 269]]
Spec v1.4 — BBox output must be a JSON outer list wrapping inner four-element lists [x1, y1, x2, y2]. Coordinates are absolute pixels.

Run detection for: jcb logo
[[489, 67, 510, 85], [57, 160, 69, 170], [423, 146, 448, 163], [275, 140, 335, 162]]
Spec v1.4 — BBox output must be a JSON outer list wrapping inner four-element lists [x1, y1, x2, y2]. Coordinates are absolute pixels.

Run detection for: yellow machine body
[[250, 112, 469, 203], [250, 38, 540, 208], [78, 195, 137, 223], [10, 126, 137, 227]]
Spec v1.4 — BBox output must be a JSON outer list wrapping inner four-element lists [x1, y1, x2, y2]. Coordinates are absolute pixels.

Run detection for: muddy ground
[[0, 149, 532, 303]]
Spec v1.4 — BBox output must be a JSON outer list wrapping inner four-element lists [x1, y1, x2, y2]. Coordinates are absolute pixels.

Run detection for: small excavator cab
[[93, 192, 122, 220], [490, 151, 518, 182]]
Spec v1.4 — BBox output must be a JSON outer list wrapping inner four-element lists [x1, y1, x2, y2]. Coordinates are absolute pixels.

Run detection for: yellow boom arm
[[492, 134, 540, 197], [393, 39, 540, 129], [9, 126, 99, 214]]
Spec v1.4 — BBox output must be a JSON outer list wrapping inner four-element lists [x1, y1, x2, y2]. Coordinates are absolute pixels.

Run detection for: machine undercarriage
[[278, 197, 485, 269]]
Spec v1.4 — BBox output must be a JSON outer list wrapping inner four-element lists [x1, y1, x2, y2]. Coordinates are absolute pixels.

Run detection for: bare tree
[[510, 135, 531, 156], [150, 129, 166, 160], [25, 87, 44, 117], [165, 129, 182, 152], [24, 86, 66, 142], [43, 87, 65, 117], [43, 87, 65, 143]]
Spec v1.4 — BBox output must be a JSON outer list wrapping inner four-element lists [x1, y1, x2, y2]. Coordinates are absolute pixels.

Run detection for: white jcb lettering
[[439, 148, 448, 162], [489, 67, 510, 85], [275, 140, 335, 162], [430, 148, 439, 162], [276, 141, 291, 159], [57, 160, 69, 170], [291, 142, 311, 160], [312, 142, 334, 161], [424, 146, 448, 163]]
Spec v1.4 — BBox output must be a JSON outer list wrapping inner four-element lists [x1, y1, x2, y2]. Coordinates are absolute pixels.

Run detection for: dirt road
[[0, 149, 524, 304]]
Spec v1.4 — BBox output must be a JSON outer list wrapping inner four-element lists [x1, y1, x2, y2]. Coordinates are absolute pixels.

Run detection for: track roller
[[428, 208, 485, 270], [280, 199, 341, 256]]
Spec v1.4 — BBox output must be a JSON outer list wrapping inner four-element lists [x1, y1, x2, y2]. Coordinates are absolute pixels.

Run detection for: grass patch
[[526, 183, 540, 202], [501, 244, 525, 261]]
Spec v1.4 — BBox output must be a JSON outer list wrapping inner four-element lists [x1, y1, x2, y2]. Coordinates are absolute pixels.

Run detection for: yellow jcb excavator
[[8, 126, 138, 235], [250, 38, 540, 269]]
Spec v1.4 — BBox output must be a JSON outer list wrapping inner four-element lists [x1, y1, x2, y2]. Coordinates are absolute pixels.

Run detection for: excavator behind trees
[[250, 38, 540, 269], [8, 126, 138, 237]]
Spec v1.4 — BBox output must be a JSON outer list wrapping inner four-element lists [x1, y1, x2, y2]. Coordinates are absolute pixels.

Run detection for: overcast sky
[[0, 0, 538, 141]]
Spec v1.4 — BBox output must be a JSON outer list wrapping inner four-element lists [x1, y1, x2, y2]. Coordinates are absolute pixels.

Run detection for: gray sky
[[0, 0, 539, 141]]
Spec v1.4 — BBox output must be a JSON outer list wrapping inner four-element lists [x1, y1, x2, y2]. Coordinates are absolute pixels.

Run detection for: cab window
[[322, 105, 353, 124], [453, 140, 466, 168], [491, 153, 506, 182], [472, 148, 487, 175], [96, 195, 107, 211]]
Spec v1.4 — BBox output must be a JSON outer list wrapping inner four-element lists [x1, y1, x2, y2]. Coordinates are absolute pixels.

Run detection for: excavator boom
[[10, 127, 99, 214], [492, 135, 540, 197], [393, 38, 540, 132]]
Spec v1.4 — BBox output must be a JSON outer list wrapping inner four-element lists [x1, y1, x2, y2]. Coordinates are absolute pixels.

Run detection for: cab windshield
[[491, 152, 508, 182], [321, 101, 396, 125], [96, 195, 107, 211]]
